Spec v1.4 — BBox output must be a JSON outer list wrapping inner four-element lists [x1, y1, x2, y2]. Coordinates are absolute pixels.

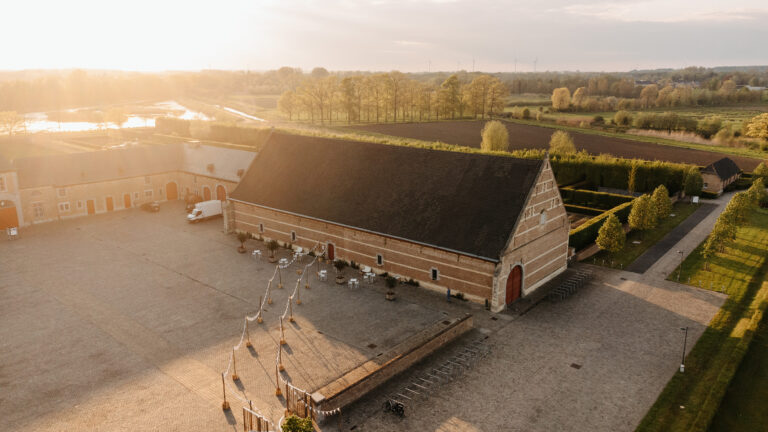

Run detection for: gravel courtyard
[[0, 201, 725, 431]]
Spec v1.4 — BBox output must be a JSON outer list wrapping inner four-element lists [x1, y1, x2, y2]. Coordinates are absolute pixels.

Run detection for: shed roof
[[230, 133, 543, 261], [702, 157, 740, 181]]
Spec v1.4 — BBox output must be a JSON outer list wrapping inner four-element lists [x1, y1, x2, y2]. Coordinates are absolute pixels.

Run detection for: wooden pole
[[257, 296, 264, 323], [289, 298, 295, 322], [221, 373, 230, 410], [275, 365, 282, 396], [278, 341, 285, 371], [297, 281, 303, 304], [249, 400, 254, 430], [267, 281, 273, 305], [232, 348, 239, 381], [278, 265, 283, 289], [245, 319, 252, 347], [280, 317, 286, 345]]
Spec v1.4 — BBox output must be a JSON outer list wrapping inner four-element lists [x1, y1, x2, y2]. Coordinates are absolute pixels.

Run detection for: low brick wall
[[311, 314, 473, 412]]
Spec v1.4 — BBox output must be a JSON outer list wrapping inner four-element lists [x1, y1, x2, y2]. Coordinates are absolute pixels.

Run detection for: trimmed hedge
[[701, 191, 719, 199], [564, 204, 604, 216], [551, 156, 690, 194], [569, 200, 634, 251], [560, 188, 634, 210]]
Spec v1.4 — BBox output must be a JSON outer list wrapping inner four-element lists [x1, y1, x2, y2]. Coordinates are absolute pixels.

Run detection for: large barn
[[229, 133, 569, 312]]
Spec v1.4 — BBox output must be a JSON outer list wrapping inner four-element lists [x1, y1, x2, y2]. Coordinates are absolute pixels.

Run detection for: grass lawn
[[590, 202, 698, 270], [636, 208, 768, 432], [708, 315, 768, 431]]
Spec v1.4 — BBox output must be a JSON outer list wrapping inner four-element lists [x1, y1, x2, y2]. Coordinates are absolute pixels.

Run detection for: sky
[[3, 0, 767, 73]]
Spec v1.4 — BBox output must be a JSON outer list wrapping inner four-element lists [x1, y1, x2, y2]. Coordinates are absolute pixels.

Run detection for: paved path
[[626, 203, 718, 274]]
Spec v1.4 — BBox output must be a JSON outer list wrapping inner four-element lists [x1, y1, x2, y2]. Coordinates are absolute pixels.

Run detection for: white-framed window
[[290, 231, 296, 242], [0, 174, 5, 192], [57, 188, 66, 197], [377, 254, 384, 266], [76, 200, 84, 209], [32, 202, 45, 218], [58, 202, 71, 212], [540, 210, 548, 225], [144, 190, 153, 198], [144, 176, 151, 184], [259, 223, 264, 233], [431, 268, 439, 281], [133, 192, 139, 200], [703, 183, 709, 188]]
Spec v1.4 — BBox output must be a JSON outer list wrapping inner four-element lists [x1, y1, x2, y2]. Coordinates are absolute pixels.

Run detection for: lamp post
[[680, 326, 688, 373], [677, 250, 684, 282]]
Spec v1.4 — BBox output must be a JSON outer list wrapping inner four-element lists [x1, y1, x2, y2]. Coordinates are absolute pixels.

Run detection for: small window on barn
[[58, 202, 70, 212], [291, 231, 296, 242], [144, 176, 151, 184], [76, 200, 84, 209], [540, 210, 547, 225], [57, 188, 66, 197], [377, 254, 383, 266], [259, 223, 264, 233], [144, 190, 153, 198], [431, 268, 439, 281], [703, 182, 708, 188]]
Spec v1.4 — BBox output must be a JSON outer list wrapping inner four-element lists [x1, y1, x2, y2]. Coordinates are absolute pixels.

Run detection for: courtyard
[[0, 201, 725, 431]]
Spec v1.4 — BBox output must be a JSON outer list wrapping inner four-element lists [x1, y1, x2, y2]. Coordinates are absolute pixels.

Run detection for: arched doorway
[[216, 185, 226, 201], [123, 193, 131, 209], [86, 200, 96, 215], [327, 243, 335, 261], [203, 186, 211, 201], [166, 182, 178, 200], [506, 265, 523, 304]]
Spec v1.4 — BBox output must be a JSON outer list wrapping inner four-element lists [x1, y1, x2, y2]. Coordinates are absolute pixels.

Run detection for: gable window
[[291, 231, 296, 242], [540, 210, 547, 225], [32, 202, 45, 218], [0, 175, 5, 192], [259, 223, 264, 233], [57, 188, 66, 197], [431, 268, 439, 281], [377, 254, 383, 266], [58, 202, 71, 212]]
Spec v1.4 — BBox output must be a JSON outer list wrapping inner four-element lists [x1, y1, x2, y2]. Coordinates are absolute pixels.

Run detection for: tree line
[[277, 72, 508, 124]]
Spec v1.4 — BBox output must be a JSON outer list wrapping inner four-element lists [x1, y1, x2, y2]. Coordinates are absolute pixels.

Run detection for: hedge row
[[569, 200, 634, 251], [208, 125, 272, 148], [564, 204, 604, 216], [155, 117, 191, 136], [551, 156, 690, 194], [560, 188, 634, 210]]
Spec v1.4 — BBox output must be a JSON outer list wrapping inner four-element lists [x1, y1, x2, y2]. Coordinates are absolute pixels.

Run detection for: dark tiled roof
[[702, 157, 740, 181], [230, 133, 543, 261], [14, 145, 182, 189]]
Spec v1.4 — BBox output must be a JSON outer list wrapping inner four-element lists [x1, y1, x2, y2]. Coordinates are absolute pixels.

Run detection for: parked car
[[187, 200, 222, 223], [140, 201, 160, 212]]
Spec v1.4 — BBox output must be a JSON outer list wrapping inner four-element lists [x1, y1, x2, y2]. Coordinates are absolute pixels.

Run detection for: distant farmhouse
[[0, 141, 255, 228], [229, 133, 570, 312], [701, 157, 741, 196]]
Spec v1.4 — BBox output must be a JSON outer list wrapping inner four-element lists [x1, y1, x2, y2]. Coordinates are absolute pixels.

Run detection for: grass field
[[708, 315, 768, 431], [636, 208, 768, 432], [590, 203, 698, 270]]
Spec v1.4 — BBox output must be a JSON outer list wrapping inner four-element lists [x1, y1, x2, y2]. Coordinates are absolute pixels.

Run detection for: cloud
[[560, 1, 768, 23]]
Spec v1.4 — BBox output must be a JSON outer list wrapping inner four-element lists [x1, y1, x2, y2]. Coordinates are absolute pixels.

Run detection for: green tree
[[651, 184, 672, 219], [683, 167, 703, 197], [744, 113, 768, 140], [571, 87, 587, 109], [613, 110, 632, 126], [627, 163, 638, 193], [596, 213, 625, 252], [439, 74, 461, 119], [105, 108, 127, 129], [282, 415, 313, 432], [551, 87, 571, 111], [480, 120, 509, 152], [639, 84, 659, 108], [0, 111, 26, 135], [549, 130, 576, 155], [628, 195, 657, 237], [748, 177, 767, 206], [725, 191, 752, 223], [753, 162, 768, 182], [278, 90, 297, 120]]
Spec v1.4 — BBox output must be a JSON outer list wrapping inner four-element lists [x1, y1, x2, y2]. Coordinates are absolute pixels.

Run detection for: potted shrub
[[385, 276, 397, 301], [236, 232, 249, 254], [333, 259, 347, 284], [266, 240, 279, 263]]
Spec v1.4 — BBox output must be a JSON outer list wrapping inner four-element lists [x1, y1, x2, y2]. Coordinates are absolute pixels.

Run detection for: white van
[[187, 200, 222, 223]]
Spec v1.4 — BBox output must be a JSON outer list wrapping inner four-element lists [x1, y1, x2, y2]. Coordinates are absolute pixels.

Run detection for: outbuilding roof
[[14, 144, 182, 189], [702, 157, 740, 181], [230, 133, 543, 261]]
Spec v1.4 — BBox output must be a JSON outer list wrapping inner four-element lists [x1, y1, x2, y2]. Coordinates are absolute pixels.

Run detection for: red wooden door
[[506, 265, 522, 304], [106, 197, 114, 212], [216, 185, 226, 201], [86, 200, 95, 215], [0, 206, 18, 229], [166, 182, 178, 200], [203, 187, 211, 200], [124, 194, 131, 208], [327, 243, 335, 260]]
